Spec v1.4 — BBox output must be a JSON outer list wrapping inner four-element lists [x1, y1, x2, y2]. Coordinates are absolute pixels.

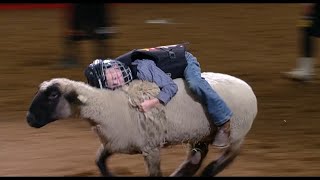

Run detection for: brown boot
[[212, 120, 231, 148]]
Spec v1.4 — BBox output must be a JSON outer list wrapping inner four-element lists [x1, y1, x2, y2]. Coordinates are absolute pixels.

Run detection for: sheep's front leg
[[143, 148, 162, 176], [96, 144, 113, 176]]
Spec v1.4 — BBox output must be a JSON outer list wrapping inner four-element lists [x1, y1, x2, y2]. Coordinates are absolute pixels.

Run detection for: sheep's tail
[[200, 139, 243, 177]]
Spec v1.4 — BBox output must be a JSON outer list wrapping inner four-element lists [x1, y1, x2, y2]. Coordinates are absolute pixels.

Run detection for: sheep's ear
[[77, 95, 88, 104], [64, 90, 86, 105]]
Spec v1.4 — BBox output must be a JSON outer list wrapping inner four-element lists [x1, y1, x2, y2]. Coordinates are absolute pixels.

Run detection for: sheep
[[26, 72, 258, 177]]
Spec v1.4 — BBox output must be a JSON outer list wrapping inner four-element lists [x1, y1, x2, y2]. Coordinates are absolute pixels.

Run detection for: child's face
[[105, 65, 125, 89]]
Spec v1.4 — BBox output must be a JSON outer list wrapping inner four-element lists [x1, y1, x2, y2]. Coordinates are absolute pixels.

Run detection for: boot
[[283, 57, 315, 81], [212, 120, 230, 148]]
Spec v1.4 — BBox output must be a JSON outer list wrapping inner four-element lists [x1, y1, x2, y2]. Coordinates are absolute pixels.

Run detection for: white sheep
[[26, 72, 258, 177]]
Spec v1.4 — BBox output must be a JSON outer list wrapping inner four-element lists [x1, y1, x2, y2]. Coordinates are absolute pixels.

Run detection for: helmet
[[84, 59, 133, 89]]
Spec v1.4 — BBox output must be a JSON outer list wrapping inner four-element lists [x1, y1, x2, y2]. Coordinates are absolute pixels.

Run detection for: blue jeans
[[184, 52, 233, 126]]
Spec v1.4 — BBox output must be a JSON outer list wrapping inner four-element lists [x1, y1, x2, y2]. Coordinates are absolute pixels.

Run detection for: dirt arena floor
[[1, 4, 320, 176]]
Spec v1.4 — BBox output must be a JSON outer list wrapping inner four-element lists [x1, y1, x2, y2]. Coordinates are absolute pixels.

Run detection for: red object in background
[[0, 3, 68, 10], [0, 3, 122, 10]]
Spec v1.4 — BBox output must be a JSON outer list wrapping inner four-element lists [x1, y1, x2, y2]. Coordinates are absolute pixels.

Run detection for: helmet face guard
[[84, 59, 132, 89]]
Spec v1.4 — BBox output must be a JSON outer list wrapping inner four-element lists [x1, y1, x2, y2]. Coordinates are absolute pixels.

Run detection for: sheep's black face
[[26, 85, 63, 128]]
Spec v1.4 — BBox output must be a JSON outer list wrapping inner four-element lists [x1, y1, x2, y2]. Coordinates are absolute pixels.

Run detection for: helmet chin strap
[[98, 60, 105, 89], [98, 79, 103, 89]]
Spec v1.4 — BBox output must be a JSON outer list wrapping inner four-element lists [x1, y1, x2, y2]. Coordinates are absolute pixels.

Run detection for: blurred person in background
[[57, 3, 115, 68], [284, 3, 320, 81], [84, 44, 233, 148]]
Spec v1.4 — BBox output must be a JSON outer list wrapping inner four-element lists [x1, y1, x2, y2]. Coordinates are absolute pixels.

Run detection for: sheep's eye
[[48, 91, 59, 100]]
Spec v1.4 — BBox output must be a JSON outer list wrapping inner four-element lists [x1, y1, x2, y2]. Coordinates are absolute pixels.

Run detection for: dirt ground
[[1, 4, 320, 176]]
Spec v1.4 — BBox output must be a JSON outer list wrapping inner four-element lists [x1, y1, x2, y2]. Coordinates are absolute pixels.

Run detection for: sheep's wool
[[124, 80, 168, 147]]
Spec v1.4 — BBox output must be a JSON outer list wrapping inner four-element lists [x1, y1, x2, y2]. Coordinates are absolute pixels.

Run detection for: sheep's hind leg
[[96, 144, 113, 176], [200, 139, 243, 177], [170, 142, 209, 177], [143, 148, 162, 176]]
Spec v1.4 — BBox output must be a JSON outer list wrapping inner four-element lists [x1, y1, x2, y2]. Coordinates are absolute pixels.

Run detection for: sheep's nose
[[26, 111, 35, 123]]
